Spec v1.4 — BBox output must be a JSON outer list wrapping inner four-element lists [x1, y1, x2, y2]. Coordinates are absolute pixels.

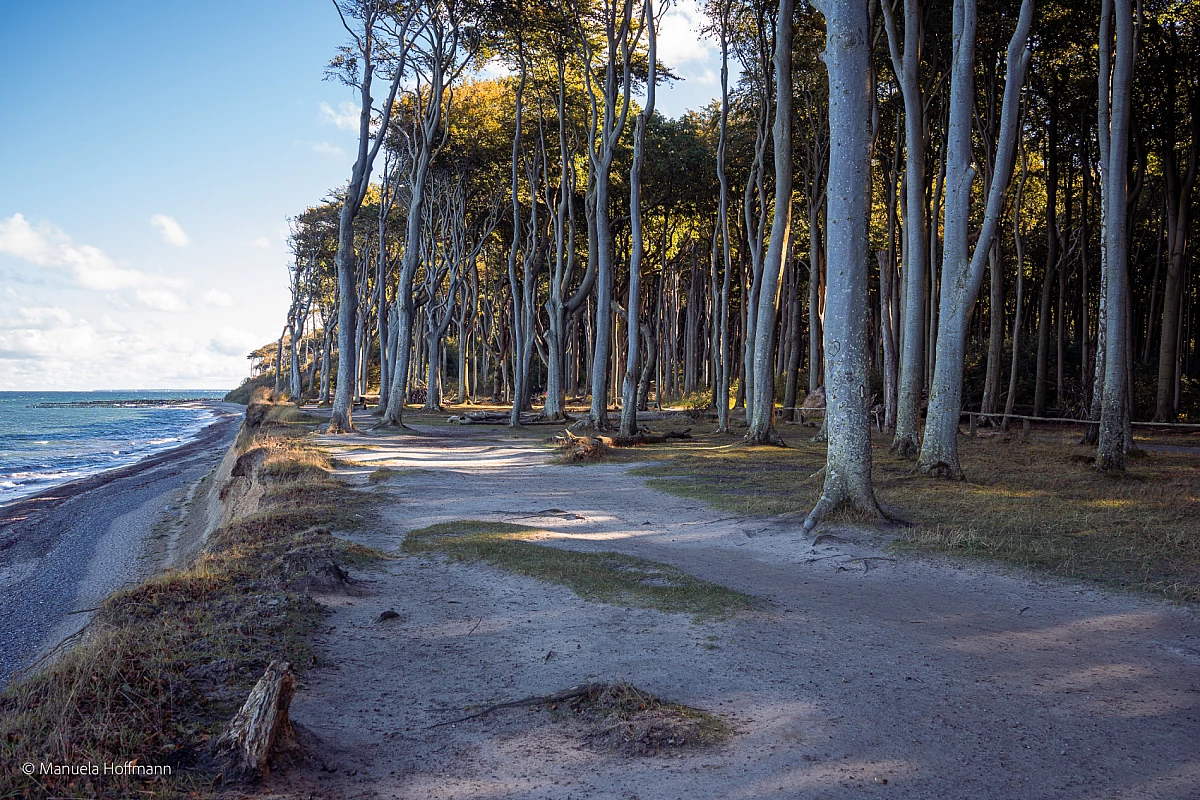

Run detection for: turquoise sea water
[[0, 390, 225, 506]]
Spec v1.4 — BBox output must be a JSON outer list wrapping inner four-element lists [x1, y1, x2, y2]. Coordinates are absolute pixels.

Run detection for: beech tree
[[804, 0, 884, 527], [917, 0, 1034, 480], [327, 0, 415, 434]]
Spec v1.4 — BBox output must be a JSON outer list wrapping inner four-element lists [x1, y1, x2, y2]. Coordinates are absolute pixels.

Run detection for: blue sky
[[0, 1, 723, 391]]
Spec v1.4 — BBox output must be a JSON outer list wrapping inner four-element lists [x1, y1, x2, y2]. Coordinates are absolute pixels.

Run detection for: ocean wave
[[0, 401, 218, 506]]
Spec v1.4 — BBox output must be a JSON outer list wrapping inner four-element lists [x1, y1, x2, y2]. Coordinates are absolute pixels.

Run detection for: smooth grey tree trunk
[[715, 2, 734, 433], [805, 0, 884, 529], [619, 0, 656, 438], [581, 0, 637, 430], [917, 0, 1034, 479], [1097, 0, 1134, 470], [1002, 130, 1029, 431], [745, 0, 793, 445], [881, 0, 929, 458]]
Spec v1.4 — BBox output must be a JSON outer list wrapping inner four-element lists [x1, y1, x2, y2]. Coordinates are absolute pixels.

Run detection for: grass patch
[[403, 520, 754, 617], [625, 423, 1200, 602], [0, 398, 381, 798], [566, 681, 731, 756], [367, 466, 428, 483]]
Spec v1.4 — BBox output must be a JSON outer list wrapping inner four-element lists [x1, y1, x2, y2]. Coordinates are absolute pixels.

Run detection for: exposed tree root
[[427, 683, 603, 728], [891, 433, 919, 459], [743, 427, 788, 447], [803, 467, 887, 531], [918, 460, 965, 481]]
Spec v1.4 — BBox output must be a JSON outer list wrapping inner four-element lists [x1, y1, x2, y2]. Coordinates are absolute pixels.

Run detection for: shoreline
[[0, 403, 243, 686], [0, 401, 238, 525]]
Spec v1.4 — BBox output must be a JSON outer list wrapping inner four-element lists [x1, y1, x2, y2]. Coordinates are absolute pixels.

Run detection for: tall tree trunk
[[881, 0, 929, 458], [918, 0, 1034, 479], [746, 0, 793, 445], [619, 0, 656, 439], [805, 0, 884, 528], [1002, 131, 1030, 430], [1033, 109, 1059, 417], [980, 239, 1004, 413], [329, 12, 407, 433], [1153, 85, 1197, 420], [1097, 0, 1133, 470]]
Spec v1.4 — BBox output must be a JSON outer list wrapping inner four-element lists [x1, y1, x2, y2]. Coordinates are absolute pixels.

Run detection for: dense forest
[[242, 0, 1199, 525]]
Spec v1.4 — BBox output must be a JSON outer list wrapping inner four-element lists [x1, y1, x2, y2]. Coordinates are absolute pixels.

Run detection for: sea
[[0, 390, 227, 507]]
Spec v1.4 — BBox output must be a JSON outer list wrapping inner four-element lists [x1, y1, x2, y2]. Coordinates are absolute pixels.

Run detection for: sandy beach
[[0, 402, 243, 686]]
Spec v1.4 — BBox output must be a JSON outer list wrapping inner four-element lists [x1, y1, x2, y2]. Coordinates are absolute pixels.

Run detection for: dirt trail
[[276, 424, 1199, 799]]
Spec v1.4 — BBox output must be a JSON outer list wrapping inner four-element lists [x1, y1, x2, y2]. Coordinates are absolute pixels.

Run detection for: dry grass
[[403, 520, 755, 617], [553, 431, 612, 463], [0, 399, 380, 798], [625, 422, 1200, 602], [565, 682, 732, 756]]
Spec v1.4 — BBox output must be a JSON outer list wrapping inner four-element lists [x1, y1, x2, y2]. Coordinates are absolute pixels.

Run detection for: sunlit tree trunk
[[619, 0, 657, 438]]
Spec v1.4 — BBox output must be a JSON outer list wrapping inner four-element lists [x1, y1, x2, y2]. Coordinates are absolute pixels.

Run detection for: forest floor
[[255, 407, 1200, 800]]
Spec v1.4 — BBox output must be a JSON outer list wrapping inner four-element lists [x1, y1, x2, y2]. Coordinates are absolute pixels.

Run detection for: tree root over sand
[[429, 681, 732, 757], [428, 683, 603, 728]]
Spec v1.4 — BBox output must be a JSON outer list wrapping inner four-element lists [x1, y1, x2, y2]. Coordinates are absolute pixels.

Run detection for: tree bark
[[1097, 0, 1134, 470], [746, 0, 793, 445], [805, 0, 884, 528], [881, 0, 929, 458], [917, 0, 1034, 479]]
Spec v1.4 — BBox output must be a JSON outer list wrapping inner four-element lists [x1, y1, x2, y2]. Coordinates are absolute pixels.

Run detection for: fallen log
[[609, 427, 692, 447], [210, 660, 297, 781]]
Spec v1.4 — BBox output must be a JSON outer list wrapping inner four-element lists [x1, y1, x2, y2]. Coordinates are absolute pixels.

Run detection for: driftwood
[[554, 430, 610, 461], [609, 427, 693, 446], [211, 660, 297, 781], [428, 682, 604, 729], [553, 427, 691, 460]]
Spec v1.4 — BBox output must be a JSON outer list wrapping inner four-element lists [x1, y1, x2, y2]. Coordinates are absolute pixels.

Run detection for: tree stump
[[211, 660, 297, 781]]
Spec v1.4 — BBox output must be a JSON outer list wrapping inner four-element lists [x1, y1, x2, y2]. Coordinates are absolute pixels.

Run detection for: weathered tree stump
[[211, 660, 297, 781]]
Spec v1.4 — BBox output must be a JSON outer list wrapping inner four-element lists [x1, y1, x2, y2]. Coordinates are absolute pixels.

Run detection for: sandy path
[[279, 425, 1200, 799]]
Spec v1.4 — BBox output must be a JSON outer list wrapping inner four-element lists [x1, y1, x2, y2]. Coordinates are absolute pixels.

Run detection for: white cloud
[[318, 101, 359, 131], [210, 326, 261, 357], [0, 306, 97, 361], [0, 213, 187, 310], [309, 141, 345, 156], [135, 287, 187, 312], [658, 0, 717, 68], [150, 214, 190, 247], [475, 58, 512, 80], [0, 302, 260, 389], [202, 289, 235, 307], [248, 236, 272, 249]]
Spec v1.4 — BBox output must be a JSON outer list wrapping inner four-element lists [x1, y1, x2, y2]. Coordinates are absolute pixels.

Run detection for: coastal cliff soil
[[256, 419, 1199, 799]]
